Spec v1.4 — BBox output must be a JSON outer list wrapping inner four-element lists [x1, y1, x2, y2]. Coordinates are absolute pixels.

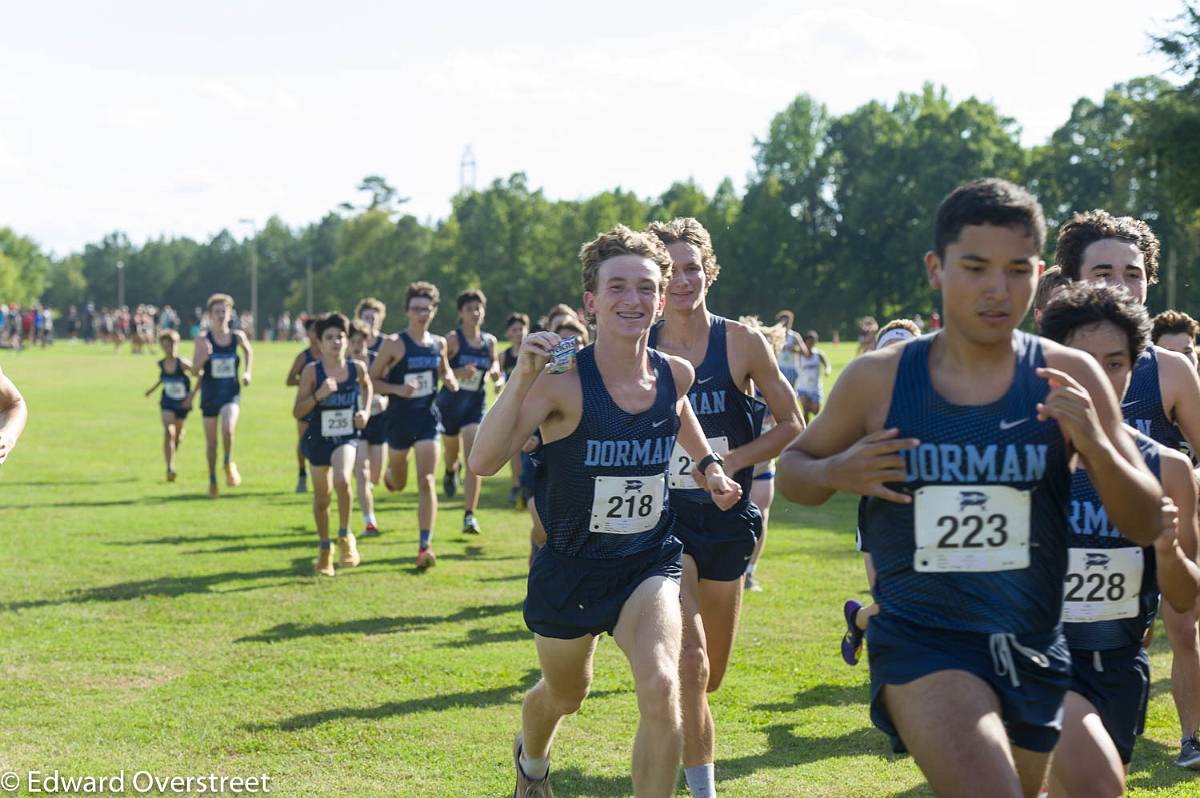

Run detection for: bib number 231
[[913, 485, 1030, 572]]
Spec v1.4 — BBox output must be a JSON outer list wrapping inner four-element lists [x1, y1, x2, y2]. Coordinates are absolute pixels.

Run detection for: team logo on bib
[[1062, 547, 1142, 623], [913, 485, 1031, 572], [210, 357, 236, 379]]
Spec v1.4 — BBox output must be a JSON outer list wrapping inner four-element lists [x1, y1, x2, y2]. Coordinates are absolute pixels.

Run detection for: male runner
[[1057, 209, 1200, 768], [772, 310, 810, 391], [285, 317, 321, 493], [1038, 283, 1200, 795], [795, 330, 831, 422], [436, 289, 501, 533], [355, 298, 392, 536], [647, 217, 803, 798], [0, 364, 28, 466], [370, 282, 458, 569], [469, 224, 742, 798], [191, 294, 253, 499], [294, 313, 371, 576], [776, 178, 1163, 798], [1152, 310, 1199, 371], [144, 330, 192, 481]]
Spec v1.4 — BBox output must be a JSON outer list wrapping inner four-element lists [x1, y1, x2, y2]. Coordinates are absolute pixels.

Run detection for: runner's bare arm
[[293, 364, 321, 421], [777, 349, 916, 505], [724, 325, 803, 475], [1160, 348, 1200, 456], [470, 332, 559, 475], [285, 352, 307, 386], [236, 330, 253, 385], [145, 377, 161, 397], [353, 358, 372, 429], [1157, 448, 1200, 611], [439, 336, 460, 392], [369, 338, 410, 397], [1040, 345, 1162, 546], [0, 366, 28, 463], [190, 336, 209, 376]]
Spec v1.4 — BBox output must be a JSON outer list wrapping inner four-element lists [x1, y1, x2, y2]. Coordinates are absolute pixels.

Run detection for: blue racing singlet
[[862, 331, 1072, 634], [311, 360, 361, 445], [201, 330, 240, 404], [158, 358, 191, 411], [1064, 432, 1162, 651], [446, 328, 493, 394], [534, 346, 679, 559], [1124, 346, 1188, 456], [648, 316, 765, 500], [386, 331, 441, 417]]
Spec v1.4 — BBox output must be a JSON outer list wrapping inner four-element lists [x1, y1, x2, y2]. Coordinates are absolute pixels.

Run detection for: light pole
[[238, 218, 258, 340], [116, 260, 125, 308]]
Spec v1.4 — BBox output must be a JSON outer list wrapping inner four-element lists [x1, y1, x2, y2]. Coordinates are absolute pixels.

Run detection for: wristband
[[697, 452, 724, 477]]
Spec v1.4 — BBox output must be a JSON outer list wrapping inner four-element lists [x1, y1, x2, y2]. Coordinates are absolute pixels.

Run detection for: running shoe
[[462, 514, 481, 535], [1176, 736, 1200, 769], [295, 473, 307, 493], [316, 547, 336, 577], [166, 469, 177, 482], [361, 523, 381, 538], [744, 573, 763, 593], [416, 547, 437, 570], [443, 469, 457, 498], [208, 480, 219, 499], [225, 462, 242, 487], [513, 733, 553, 798], [841, 599, 865, 666], [338, 534, 361, 568]]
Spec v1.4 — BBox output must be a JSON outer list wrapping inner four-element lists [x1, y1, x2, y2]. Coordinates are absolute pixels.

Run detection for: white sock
[[519, 749, 549, 781], [685, 763, 715, 798], [363, 512, 375, 527], [744, 563, 756, 576]]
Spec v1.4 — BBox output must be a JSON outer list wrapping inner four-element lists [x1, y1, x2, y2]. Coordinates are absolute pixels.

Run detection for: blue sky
[[0, 0, 1185, 255]]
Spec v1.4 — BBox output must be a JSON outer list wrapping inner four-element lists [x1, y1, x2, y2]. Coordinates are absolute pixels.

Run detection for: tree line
[[5, 5, 1199, 338]]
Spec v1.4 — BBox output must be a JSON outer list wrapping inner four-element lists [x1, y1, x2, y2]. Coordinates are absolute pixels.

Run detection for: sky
[[0, 0, 1187, 256]]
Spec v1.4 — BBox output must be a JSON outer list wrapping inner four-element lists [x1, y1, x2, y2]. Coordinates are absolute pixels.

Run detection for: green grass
[[0, 340, 1195, 797]]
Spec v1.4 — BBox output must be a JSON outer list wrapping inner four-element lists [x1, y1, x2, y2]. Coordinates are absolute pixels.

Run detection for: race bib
[[590, 474, 666, 535], [669, 436, 730, 490], [210, 356, 236, 379], [321, 408, 354, 438], [370, 394, 389, 417], [1062, 547, 1143, 623], [459, 369, 484, 392], [913, 485, 1030, 572], [404, 371, 434, 398], [163, 381, 187, 401]]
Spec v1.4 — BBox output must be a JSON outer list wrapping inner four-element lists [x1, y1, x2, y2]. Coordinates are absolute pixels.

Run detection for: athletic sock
[[519, 749, 549, 781], [419, 529, 432, 550], [299, 467, 307, 477], [223, 453, 231, 465], [337, 528, 349, 538], [684, 763, 716, 798], [209, 472, 217, 484], [318, 540, 332, 550], [363, 513, 376, 527], [744, 563, 756, 576]]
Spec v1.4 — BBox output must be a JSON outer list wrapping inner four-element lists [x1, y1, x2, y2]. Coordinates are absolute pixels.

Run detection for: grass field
[[0, 339, 1197, 797]]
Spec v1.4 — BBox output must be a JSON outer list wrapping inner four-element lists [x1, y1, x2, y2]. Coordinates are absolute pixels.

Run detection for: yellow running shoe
[[338, 534, 360, 568]]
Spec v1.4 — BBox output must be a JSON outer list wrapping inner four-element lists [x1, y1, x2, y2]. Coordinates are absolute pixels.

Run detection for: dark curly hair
[[1054, 209, 1160, 285], [1152, 309, 1199, 345], [1038, 282, 1150, 361]]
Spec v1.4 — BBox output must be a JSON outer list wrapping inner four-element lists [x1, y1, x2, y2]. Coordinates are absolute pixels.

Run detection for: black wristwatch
[[697, 452, 724, 477]]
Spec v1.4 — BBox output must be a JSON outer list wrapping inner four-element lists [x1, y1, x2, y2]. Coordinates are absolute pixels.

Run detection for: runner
[[191, 294, 253, 499], [503, 312, 530, 507], [436, 289, 501, 534], [0, 364, 28, 466], [144, 330, 193, 482], [647, 217, 804, 798], [773, 310, 811, 391], [294, 313, 371, 576], [776, 178, 1163, 798], [1152, 310, 1199, 372], [796, 330, 831, 422], [370, 282, 459, 569], [355, 298, 392, 537], [1032, 266, 1071, 330], [285, 317, 321, 493], [839, 318, 921, 667], [1057, 208, 1200, 768], [1038, 282, 1200, 795], [469, 224, 742, 798]]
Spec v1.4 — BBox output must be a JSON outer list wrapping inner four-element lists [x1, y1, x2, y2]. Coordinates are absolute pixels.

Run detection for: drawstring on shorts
[[989, 633, 1050, 688]]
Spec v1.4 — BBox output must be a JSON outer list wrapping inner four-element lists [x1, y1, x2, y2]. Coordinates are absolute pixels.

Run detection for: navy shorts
[[672, 498, 761, 582], [301, 433, 359, 467], [200, 390, 239, 418], [1069, 644, 1150, 764], [524, 535, 684, 639], [363, 412, 388, 446], [161, 403, 190, 420], [867, 614, 1071, 754], [386, 405, 440, 450], [436, 389, 485, 436]]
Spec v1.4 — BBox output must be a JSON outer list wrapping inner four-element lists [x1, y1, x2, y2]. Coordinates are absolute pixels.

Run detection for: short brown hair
[[1034, 265, 1072, 314], [1054, 210, 1160, 285], [206, 293, 233, 311], [406, 282, 440, 309], [349, 319, 373, 340], [457, 289, 487, 310], [579, 224, 673, 296], [553, 316, 590, 346], [159, 329, 180, 344], [354, 297, 387, 322], [546, 304, 575, 324], [879, 318, 921, 338], [505, 313, 530, 329], [648, 217, 720, 286], [1152, 310, 1200, 345]]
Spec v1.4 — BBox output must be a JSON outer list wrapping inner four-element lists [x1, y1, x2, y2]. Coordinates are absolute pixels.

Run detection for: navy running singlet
[[158, 358, 191, 411], [534, 346, 679, 559], [648, 316, 765, 499], [447, 328, 493, 393], [862, 331, 1072, 634], [1124, 347, 1187, 455], [368, 334, 385, 356], [202, 331, 240, 400], [312, 360, 361, 444], [1064, 432, 1162, 651], [386, 332, 440, 415]]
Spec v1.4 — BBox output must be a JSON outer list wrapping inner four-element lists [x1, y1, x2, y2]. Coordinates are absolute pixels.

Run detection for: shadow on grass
[[752, 681, 868, 713], [1, 476, 137, 486], [115, 526, 310, 547], [438, 626, 531, 649], [5, 489, 282, 510], [253, 668, 542, 731], [475, 573, 526, 583], [1127, 734, 1200, 791], [235, 601, 521, 643], [183, 538, 313, 555]]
